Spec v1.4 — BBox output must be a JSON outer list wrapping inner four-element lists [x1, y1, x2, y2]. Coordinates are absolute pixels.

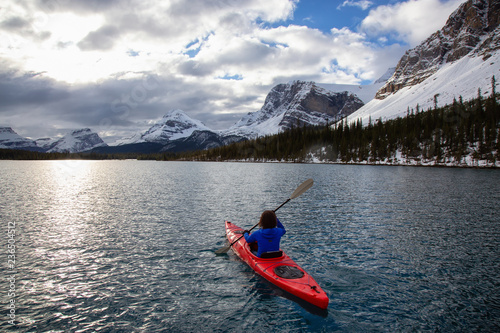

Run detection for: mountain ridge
[[375, 0, 499, 100], [221, 80, 366, 139], [115, 109, 212, 146], [0, 127, 107, 153], [348, 0, 499, 126], [0, 127, 40, 151]]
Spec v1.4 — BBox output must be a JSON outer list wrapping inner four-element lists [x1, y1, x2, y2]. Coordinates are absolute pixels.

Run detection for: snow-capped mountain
[[0, 127, 39, 150], [223, 80, 366, 139], [102, 80, 372, 153], [376, 0, 499, 99], [34, 137, 56, 150], [373, 67, 397, 85], [116, 109, 212, 145], [348, 0, 500, 125], [0, 127, 107, 153], [43, 128, 107, 153], [161, 130, 245, 152]]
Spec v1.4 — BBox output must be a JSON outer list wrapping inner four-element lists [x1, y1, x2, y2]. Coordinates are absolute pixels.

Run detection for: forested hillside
[[181, 79, 499, 167]]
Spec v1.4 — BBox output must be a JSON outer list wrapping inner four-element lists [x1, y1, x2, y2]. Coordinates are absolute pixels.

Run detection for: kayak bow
[[225, 220, 329, 310]]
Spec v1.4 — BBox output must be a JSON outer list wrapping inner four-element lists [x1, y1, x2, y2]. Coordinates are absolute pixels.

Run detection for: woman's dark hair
[[259, 210, 277, 229]]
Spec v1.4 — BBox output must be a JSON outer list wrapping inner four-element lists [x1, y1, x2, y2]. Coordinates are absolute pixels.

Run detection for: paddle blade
[[215, 244, 231, 254], [290, 178, 313, 199]]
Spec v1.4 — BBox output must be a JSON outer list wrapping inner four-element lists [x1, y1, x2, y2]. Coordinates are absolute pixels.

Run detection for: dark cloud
[[77, 25, 120, 51], [177, 60, 215, 77], [0, 67, 153, 139], [34, 0, 125, 14], [1, 16, 31, 30], [0, 14, 51, 41], [0, 63, 263, 141], [0, 71, 69, 108]]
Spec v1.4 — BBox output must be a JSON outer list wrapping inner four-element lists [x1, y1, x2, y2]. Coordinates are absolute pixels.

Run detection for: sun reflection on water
[[24, 160, 106, 319], [44, 160, 94, 241]]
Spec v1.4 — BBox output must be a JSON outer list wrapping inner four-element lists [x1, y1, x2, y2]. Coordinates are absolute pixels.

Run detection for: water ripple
[[1, 161, 499, 332]]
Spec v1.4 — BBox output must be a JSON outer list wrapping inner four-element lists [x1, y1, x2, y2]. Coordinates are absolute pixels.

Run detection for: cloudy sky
[[1, 0, 465, 142]]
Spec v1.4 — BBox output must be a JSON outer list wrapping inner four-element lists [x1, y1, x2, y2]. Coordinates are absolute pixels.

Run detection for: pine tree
[[492, 75, 497, 97], [434, 94, 440, 110]]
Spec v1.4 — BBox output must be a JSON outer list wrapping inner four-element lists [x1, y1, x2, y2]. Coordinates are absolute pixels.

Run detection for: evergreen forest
[[180, 82, 500, 167]]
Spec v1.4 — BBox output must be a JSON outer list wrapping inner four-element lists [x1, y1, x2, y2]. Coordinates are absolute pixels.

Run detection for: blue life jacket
[[244, 219, 286, 257]]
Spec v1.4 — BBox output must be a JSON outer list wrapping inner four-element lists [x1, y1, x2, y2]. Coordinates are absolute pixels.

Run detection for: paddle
[[215, 178, 313, 254]]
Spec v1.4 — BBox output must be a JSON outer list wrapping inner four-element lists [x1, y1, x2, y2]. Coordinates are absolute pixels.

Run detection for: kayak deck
[[225, 221, 329, 310]]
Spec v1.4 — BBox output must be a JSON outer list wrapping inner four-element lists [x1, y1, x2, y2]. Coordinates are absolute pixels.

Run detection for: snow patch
[[347, 52, 500, 125]]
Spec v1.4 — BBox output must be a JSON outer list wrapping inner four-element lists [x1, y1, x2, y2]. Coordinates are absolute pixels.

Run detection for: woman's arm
[[276, 218, 286, 234], [244, 231, 256, 243]]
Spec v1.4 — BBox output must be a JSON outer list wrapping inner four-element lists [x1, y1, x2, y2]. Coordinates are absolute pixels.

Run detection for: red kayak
[[225, 220, 329, 309]]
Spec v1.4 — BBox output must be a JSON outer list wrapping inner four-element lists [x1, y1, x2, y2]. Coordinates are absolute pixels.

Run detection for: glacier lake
[[1, 160, 499, 332]]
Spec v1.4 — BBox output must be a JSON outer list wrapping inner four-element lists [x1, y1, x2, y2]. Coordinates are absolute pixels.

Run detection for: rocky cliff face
[[226, 80, 364, 138], [260, 80, 363, 120], [376, 0, 500, 100]]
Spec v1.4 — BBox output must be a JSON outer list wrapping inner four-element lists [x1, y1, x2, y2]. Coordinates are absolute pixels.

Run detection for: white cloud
[[338, 0, 374, 11], [360, 0, 464, 46], [0, 0, 464, 139]]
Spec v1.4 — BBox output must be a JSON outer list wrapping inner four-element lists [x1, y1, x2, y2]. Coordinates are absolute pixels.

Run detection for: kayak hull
[[225, 220, 329, 310]]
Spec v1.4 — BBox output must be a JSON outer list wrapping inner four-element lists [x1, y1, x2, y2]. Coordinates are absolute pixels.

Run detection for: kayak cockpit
[[260, 251, 283, 259], [244, 242, 285, 260]]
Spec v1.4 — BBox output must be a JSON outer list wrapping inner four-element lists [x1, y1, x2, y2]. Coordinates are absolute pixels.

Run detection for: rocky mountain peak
[[119, 109, 211, 145], [0, 126, 39, 150], [375, 0, 499, 100], [226, 80, 364, 138], [261, 80, 363, 118], [0, 126, 15, 134], [44, 128, 107, 153]]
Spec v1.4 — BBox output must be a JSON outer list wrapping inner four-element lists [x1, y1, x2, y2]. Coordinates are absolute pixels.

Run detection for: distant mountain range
[[37, 128, 107, 153], [2, 79, 381, 153], [95, 79, 384, 154], [2, 0, 498, 155], [0, 127, 107, 153], [0, 127, 41, 151]]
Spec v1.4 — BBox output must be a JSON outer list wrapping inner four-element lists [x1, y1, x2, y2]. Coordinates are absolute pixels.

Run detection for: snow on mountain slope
[[348, 0, 500, 125], [224, 80, 366, 139], [317, 68, 393, 104], [347, 51, 500, 125], [114, 109, 211, 145], [46, 128, 107, 153], [0, 127, 38, 150], [35, 137, 57, 150], [375, 0, 499, 100]]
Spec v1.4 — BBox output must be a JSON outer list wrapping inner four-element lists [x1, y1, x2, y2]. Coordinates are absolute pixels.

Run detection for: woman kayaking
[[244, 210, 286, 258]]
